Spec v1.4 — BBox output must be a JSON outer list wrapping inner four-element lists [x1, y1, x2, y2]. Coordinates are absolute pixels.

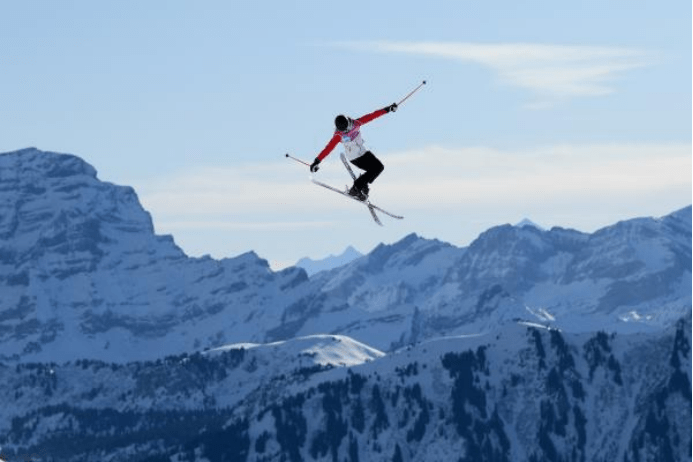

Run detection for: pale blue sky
[[1, 1, 690, 268]]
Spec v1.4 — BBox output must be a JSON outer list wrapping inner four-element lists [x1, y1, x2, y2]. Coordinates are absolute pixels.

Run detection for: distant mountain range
[[295, 246, 363, 276], [0, 147, 689, 362], [0, 148, 689, 461]]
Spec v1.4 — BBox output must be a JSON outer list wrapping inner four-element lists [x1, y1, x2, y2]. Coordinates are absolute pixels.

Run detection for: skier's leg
[[351, 151, 384, 191]]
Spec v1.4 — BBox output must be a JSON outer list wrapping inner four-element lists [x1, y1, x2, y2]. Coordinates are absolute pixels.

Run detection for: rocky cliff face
[[0, 148, 308, 363]]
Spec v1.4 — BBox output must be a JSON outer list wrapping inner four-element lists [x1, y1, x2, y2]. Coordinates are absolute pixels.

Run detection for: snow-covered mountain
[[0, 148, 690, 363], [0, 148, 690, 462], [1, 317, 688, 461], [0, 148, 308, 363], [295, 246, 363, 276], [280, 206, 691, 350]]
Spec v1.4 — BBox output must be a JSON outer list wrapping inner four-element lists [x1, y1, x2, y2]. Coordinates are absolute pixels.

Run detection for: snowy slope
[[209, 334, 384, 368], [1, 317, 688, 461]]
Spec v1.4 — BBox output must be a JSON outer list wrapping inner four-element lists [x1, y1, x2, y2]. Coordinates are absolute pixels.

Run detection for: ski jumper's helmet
[[335, 115, 350, 132]]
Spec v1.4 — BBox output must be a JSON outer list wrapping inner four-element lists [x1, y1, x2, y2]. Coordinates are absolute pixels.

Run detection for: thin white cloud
[[378, 143, 691, 208], [137, 142, 690, 224], [137, 160, 356, 217], [336, 41, 653, 107], [134, 143, 690, 264]]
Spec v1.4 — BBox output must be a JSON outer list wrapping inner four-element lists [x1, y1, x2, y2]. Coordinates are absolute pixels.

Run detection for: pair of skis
[[311, 153, 403, 226], [284, 152, 403, 226]]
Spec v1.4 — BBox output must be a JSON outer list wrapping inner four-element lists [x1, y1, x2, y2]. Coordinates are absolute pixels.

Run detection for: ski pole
[[397, 80, 427, 107], [285, 153, 311, 167]]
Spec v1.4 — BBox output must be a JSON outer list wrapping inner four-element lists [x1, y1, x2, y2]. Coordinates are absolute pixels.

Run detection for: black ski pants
[[351, 151, 384, 190]]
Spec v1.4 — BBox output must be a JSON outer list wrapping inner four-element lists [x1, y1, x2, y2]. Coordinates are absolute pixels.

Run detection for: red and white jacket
[[316, 108, 389, 162]]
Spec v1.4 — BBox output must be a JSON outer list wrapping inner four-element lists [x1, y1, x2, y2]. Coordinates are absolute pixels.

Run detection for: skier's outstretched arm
[[356, 103, 398, 125], [311, 133, 340, 172], [316, 134, 340, 162]]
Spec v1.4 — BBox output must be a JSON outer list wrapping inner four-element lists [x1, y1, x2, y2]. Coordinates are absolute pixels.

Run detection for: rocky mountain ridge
[[0, 148, 690, 363]]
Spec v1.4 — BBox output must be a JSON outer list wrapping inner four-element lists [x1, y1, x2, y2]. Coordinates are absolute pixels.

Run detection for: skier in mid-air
[[309, 102, 398, 201]]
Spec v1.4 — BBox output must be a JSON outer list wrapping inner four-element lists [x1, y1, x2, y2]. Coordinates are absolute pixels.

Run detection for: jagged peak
[[226, 250, 271, 269], [369, 233, 442, 257], [352, 233, 455, 276], [295, 245, 364, 277], [370, 233, 439, 254], [515, 218, 545, 231], [297, 245, 362, 266], [469, 222, 544, 250]]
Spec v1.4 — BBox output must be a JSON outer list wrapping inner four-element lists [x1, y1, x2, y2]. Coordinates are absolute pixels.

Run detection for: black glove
[[384, 103, 398, 113], [310, 158, 321, 173]]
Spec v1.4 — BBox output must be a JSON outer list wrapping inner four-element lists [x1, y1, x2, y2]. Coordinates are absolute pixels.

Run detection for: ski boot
[[348, 183, 369, 201]]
